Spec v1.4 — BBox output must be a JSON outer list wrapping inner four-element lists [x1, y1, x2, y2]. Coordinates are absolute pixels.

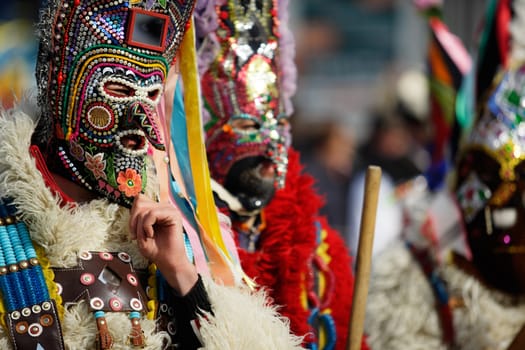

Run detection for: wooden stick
[[347, 165, 382, 350]]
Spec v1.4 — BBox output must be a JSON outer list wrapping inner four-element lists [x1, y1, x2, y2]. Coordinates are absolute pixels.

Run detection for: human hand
[[129, 194, 198, 295]]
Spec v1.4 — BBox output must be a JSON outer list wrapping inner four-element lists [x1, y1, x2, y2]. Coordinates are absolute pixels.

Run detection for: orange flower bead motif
[[117, 169, 142, 197]]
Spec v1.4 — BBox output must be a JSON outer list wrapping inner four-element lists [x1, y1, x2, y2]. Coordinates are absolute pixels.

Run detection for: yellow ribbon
[[179, 20, 237, 285]]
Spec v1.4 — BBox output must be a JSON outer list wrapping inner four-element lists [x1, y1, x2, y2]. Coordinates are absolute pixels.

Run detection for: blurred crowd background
[[0, 0, 487, 254]]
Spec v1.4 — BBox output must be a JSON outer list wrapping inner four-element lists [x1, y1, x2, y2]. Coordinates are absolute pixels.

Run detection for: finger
[[129, 209, 138, 240], [136, 232, 153, 260], [154, 204, 181, 227], [130, 194, 157, 240], [136, 229, 149, 249], [137, 208, 159, 240], [129, 195, 145, 240], [135, 209, 148, 242], [142, 210, 156, 239]]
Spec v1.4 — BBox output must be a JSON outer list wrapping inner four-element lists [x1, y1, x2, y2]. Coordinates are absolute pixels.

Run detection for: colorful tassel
[[94, 311, 113, 350], [128, 311, 145, 347]]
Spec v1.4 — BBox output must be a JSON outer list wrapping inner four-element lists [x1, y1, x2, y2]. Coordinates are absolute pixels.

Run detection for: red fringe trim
[[233, 149, 369, 350]]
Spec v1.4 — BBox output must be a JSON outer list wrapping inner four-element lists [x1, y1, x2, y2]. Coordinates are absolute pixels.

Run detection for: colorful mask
[[455, 64, 525, 294], [199, 0, 291, 211], [35, 0, 195, 207]]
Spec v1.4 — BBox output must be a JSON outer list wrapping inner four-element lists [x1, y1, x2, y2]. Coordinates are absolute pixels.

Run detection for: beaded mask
[[455, 64, 525, 294], [199, 0, 291, 211], [34, 0, 195, 207]]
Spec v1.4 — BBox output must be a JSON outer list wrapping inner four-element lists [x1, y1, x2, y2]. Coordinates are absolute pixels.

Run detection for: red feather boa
[[230, 149, 369, 350]]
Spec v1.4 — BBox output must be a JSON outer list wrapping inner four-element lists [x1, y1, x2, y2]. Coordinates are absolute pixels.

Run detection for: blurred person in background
[[364, 0, 525, 348], [300, 119, 356, 234], [346, 68, 432, 256]]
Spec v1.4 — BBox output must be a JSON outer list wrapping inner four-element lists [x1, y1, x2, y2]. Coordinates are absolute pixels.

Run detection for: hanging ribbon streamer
[[177, 19, 245, 285], [417, 1, 472, 190], [171, 79, 196, 207], [155, 62, 211, 278]]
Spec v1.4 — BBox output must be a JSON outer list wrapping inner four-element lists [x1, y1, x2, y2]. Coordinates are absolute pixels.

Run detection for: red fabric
[[30, 145, 76, 206], [231, 149, 369, 350], [496, 0, 511, 69]]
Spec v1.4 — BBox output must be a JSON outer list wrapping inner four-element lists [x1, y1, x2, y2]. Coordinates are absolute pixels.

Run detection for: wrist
[[157, 261, 198, 296]]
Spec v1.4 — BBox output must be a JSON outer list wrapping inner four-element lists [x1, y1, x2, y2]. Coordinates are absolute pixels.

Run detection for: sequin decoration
[[457, 173, 492, 223], [201, 0, 291, 188], [468, 66, 525, 181]]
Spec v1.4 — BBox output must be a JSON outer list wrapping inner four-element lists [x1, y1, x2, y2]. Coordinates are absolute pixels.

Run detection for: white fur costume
[[365, 241, 525, 350], [0, 105, 303, 349]]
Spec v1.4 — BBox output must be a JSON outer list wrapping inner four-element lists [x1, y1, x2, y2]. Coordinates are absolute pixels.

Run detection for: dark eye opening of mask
[[127, 8, 169, 52]]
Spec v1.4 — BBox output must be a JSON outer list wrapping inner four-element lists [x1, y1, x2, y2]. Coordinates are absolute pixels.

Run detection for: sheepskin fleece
[[0, 107, 303, 349], [365, 241, 525, 350], [199, 277, 303, 349], [219, 149, 365, 350]]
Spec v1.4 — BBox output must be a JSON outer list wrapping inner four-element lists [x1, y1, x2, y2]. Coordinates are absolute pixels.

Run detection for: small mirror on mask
[[127, 8, 169, 52]]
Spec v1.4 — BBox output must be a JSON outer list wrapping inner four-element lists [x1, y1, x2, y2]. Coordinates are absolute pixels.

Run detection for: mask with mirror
[[34, 0, 195, 207]]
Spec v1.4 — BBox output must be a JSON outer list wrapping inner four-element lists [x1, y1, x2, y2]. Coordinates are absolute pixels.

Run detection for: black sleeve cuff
[[169, 274, 214, 349], [172, 274, 214, 318]]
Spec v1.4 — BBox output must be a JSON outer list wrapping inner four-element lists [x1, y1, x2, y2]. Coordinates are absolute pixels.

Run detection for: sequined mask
[[201, 0, 291, 195], [455, 65, 525, 294], [35, 0, 195, 207]]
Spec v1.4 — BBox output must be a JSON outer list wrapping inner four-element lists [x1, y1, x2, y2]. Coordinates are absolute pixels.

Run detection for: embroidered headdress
[[34, 0, 195, 207], [195, 0, 296, 193]]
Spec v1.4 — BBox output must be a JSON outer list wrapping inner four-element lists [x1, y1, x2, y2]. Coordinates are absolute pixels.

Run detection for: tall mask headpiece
[[35, 0, 195, 207], [454, 0, 525, 295], [456, 65, 525, 294], [196, 0, 295, 211]]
